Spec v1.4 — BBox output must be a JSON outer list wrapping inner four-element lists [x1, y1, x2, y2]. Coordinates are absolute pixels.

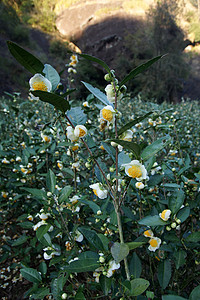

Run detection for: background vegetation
[[1, 0, 200, 102]]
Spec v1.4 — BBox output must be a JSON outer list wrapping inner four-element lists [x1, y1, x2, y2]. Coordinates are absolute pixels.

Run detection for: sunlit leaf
[[67, 106, 87, 126], [82, 81, 111, 106], [43, 64, 60, 91]]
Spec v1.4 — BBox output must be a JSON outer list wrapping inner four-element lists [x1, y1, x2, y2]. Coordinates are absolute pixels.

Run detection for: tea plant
[[0, 41, 200, 300]]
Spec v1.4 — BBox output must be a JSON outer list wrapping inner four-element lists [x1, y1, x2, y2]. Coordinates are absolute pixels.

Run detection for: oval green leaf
[[111, 242, 129, 263], [141, 136, 171, 161], [7, 41, 44, 74], [119, 55, 163, 87], [32, 91, 70, 113], [138, 215, 169, 226], [21, 267, 42, 284], [129, 278, 150, 296]]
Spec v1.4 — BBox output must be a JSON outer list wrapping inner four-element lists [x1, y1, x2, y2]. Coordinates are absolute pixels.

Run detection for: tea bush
[[0, 42, 200, 300]]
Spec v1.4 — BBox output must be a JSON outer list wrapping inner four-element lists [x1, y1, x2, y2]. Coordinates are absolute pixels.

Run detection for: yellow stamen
[[78, 128, 86, 137], [72, 145, 79, 151], [32, 81, 48, 91], [150, 239, 158, 247], [102, 109, 113, 122], [144, 230, 151, 237], [127, 165, 142, 178], [44, 136, 50, 142], [161, 210, 168, 220], [69, 60, 77, 66], [93, 189, 98, 196]]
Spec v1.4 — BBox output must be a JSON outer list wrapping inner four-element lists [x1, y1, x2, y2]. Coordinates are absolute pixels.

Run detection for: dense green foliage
[[0, 41, 200, 299]]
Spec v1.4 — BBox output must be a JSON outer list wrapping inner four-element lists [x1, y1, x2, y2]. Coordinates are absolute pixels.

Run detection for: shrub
[[1, 40, 199, 299]]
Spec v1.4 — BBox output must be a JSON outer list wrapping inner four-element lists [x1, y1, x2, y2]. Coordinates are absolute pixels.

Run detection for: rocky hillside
[[55, 0, 200, 100]]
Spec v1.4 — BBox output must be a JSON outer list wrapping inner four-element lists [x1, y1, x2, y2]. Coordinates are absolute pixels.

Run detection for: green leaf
[[12, 235, 28, 246], [176, 207, 190, 222], [21, 188, 47, 200], [138, 215, 169, 226], [58, 186, 73, 203], [128, 278, 150, 296], [162, 296, 188, 300], [163, 183, 181, 189], [111, 242, 129, 263], [173, 250, 187, 269], [157, 259, 171, 289], [79, 53, 112, 76], [101, 141, 116, 161], [100, 276, 112, 296], [169, 189, 185, 214], [39, 262, 47, 276], [17, 221, 33, 229], [39, 233, 52, 247], [51, 278, 60, 300], [75, 292, 86, 300], [78, 227, 104, 251], [67, 106, 87, 126], [32, 91, 70, 113], [21, 267, 42, 284], [141, 136, 171, 161], [43, 64, 60, 91], [126, 242, 146, 251], [118, 112, 153, 136], [46, 169, 56, 193], [82, 81, 111, 106], [64, 251, 99, 272], [194, 173, 200, 181], [36, 224, 51, 241], [108, 139, 141, 159], [185, 232, 200, 243], [130, 252, 142, 278], [79, 199, 100, 214], [97, 234, 110, 251], [177, 153, 191, 176], [7, 41, 44, 74], [189, 285, 200, 300], [119, 55, 163, 87], [118, 151, 131, 166], [31, 287, 50, 299]]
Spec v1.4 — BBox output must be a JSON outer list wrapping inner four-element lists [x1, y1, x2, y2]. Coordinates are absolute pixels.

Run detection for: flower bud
[[104, 73, 111, 81], [99, 256, 105, 263], [61, 293, 67, 300], [176, 219, 181, 224], [85, 162, 90, 168], [171, 222, 177, 228]]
